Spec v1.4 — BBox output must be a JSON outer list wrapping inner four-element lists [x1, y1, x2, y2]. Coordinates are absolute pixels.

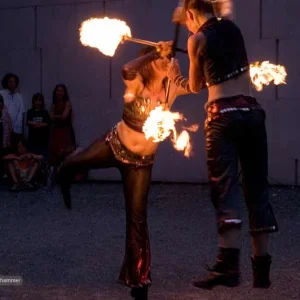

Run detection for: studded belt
[[206, 66, 250, 87], [205, 94, 263, 122]]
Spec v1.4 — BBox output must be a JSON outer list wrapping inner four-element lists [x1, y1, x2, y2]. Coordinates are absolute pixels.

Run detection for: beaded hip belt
[[106, 125, 155, 167]]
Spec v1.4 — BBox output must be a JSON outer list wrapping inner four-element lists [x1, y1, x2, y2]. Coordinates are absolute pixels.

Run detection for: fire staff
[[169, 0, 279, 289]]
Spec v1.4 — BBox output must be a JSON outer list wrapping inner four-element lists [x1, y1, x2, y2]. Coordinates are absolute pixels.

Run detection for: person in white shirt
[[0, 73, 25, 144]]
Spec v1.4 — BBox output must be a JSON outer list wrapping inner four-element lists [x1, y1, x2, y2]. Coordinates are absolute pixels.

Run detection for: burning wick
[[143, 106, 198, 157], [79, 17, 159, 57], [79, 17, 132, 56], [250, 61, 287, 91]]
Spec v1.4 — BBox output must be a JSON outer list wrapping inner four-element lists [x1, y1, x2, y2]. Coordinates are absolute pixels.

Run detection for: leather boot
[[193, 247, 240, 289], [130, 287, 148, 300], [251, 254, 272, 288]]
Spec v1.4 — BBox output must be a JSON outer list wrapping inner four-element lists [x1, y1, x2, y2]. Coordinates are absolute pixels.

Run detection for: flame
[[142, 106, 197, 157], [174, 130, 192, 157], [250, 61, 287, 91], [143, 106, 182, 142], [79, 17, 131, 56]]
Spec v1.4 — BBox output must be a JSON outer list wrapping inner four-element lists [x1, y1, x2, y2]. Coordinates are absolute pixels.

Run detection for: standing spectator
[[0, 94, 12, 177], [26, 93, 50, 160], [48, 84, 76, 185], [0, 73, 25, 144], [0, 94, 12, 153]]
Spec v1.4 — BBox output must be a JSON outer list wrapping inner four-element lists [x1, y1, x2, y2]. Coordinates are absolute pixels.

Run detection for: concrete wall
[[0, 0, 298, 184]]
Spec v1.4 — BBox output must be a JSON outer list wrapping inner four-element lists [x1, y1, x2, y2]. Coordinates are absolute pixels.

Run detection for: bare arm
[[187, 33, 205, 93], [50, 103, 71, 121], [61, 102, 71, 120], [122, 51, 160, 81], [167, 33, 206, 95], [36, 122, 48, 127], [2, 154, 19, 161], [28, 121, 48, 128], [31, 153, 43, 160], [50, 105, 56, 120]]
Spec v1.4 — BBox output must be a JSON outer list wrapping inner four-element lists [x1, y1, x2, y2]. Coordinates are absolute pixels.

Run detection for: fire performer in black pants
[[57, 42, 192, 299], [169, 0, 279, 290]]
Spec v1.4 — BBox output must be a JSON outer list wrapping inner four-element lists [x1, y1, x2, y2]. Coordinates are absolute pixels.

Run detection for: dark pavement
[[0, 183, 299, 300]]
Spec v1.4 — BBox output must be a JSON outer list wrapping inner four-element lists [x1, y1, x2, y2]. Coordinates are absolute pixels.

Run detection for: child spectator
[[26, 93, 50, 160]]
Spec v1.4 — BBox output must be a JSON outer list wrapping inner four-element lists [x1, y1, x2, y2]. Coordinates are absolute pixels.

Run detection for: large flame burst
[[143, 106, 198, 157], [79, 17, 131, 56], [250, 61, 287, 91]]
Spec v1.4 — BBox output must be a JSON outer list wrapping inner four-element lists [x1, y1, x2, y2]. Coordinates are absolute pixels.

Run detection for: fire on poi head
[[142, 106, 199, 157], [79, 17, 160, 57], [250, 61, 287, 92], [79, 17, 132, 56]]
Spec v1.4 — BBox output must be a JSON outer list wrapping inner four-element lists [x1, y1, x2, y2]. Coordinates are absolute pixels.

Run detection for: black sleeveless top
[[199, 17, 249, 87]]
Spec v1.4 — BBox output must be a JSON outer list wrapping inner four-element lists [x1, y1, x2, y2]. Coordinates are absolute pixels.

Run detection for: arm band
[[173, 74, 193, 93]]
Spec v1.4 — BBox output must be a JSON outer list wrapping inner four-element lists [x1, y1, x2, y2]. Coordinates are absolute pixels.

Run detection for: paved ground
[[0, 182, 299, 300]]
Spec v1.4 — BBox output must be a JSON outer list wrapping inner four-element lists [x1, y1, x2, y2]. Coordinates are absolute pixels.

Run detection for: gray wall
[[0, 0, 298, 184]]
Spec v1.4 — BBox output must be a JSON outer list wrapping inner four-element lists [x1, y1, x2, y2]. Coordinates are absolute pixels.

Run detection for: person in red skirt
[[48, 84, 76, 186]]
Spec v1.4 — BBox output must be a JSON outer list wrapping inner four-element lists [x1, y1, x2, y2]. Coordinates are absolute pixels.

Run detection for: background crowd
[[0, 72, 83, 192]]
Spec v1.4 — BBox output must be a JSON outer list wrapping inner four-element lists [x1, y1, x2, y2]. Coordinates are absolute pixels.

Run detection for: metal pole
[[122, 36, 158, 47], [122, 35, 188, 53]]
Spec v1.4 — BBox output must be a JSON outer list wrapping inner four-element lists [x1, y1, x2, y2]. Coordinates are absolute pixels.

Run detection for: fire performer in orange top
[[57, 42, 192, 300], [169, 0, 279, 290]]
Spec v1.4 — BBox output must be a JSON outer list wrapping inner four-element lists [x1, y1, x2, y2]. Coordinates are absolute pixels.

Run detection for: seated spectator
[[0, 94, 12, 178], [26, 93, 50, 160], [2, 138, 43, 191]]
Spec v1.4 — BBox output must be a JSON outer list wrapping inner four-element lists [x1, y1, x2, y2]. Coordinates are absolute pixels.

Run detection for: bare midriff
[[207, 72, 252, 103], [117, 121, 158, 156]]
